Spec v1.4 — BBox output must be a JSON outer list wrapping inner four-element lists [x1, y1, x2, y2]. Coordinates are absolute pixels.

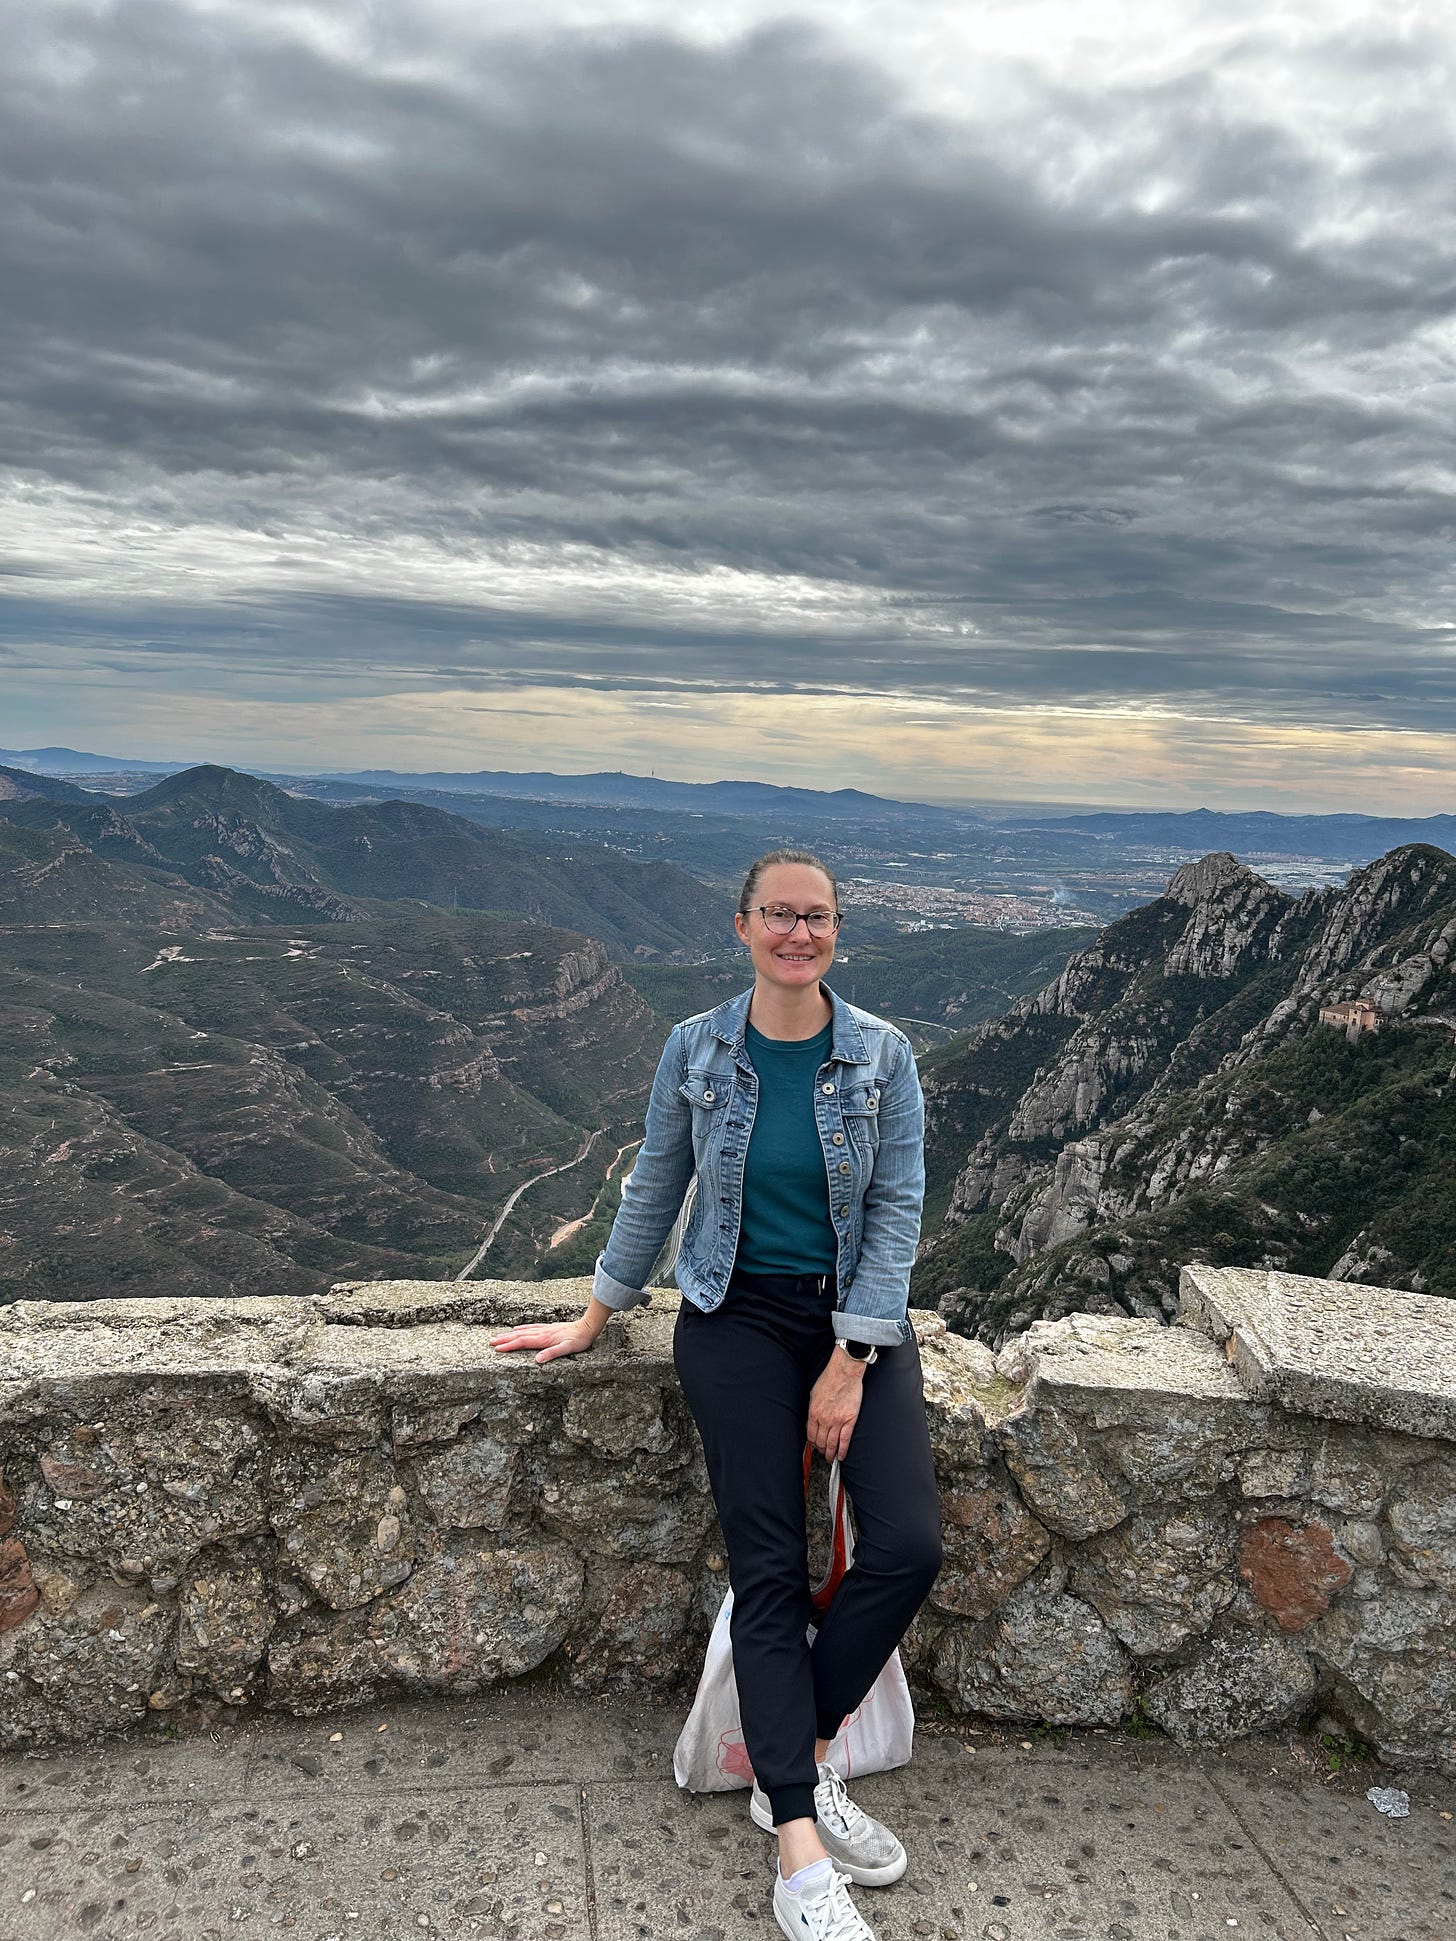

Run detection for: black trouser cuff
[[769, 1782, 819, 1827]]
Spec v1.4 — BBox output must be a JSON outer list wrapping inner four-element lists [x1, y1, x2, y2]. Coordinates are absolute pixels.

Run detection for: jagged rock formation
[[917, 845, 1456, 1342], [3, 1268, 1454, 1776]]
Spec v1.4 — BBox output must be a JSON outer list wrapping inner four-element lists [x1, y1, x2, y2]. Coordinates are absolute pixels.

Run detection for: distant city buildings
[[841, 875, 1096, 932]]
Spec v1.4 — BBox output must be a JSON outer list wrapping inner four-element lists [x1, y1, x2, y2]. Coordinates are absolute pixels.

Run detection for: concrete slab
[[584, 1733, 1322, 1941], [4, 1691, 1456, 1941], [1179, 1266, 1456, 1440], [243, 1693, 679, 1799], [0, 1726, 252, 1812], [869, 1732, 1310, 1941], [1210, 1770, 1456, 1941], [0, 1784, 588, 1940]]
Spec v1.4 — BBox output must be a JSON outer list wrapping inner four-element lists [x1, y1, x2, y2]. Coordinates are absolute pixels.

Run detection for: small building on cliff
[[1318, 997, 1381, 1035]]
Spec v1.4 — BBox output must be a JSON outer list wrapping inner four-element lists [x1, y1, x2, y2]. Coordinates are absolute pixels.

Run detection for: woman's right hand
[[488, 1319, 600, 1364]]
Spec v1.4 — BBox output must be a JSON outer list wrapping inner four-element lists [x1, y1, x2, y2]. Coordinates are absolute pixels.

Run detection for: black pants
[[674, 1270, 943, 1827]]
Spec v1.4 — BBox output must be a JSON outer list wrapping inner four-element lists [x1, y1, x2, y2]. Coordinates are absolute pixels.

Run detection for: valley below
[[2, 756, 1453, 1337]]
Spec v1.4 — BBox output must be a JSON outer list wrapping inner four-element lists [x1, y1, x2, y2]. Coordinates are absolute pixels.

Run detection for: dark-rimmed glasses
[[750, 904, 842, 938]]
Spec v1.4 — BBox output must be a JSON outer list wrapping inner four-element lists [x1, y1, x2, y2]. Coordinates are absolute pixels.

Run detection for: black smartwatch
[[837, 1337, 879, 1366]]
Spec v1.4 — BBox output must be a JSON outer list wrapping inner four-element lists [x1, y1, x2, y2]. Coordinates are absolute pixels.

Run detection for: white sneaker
[[750, 1763, 908, 1887], [773, 1862, 878, 1941]]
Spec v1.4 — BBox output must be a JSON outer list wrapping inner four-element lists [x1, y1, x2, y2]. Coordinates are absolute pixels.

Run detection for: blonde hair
[[737, 848, 839, 916]]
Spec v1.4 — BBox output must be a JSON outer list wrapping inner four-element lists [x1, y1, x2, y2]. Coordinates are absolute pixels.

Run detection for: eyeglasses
[[750, 904, 842, 938]]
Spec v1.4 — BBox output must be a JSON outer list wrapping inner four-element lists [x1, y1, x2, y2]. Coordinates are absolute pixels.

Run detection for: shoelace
[[799, 1867, 872, 1941], [814, 1765, 868, 1840]]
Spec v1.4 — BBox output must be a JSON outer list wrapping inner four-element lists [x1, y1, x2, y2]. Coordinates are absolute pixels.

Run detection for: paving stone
[[0, 1785, 587, 1939], [857, 1737, 1313, 1941], [243, 1689, 680, 1796], [3, 1691, 1456, 1941], [1215, 1772, 1456, 1941], [0, 1724, 252, 1811], [586, 1780, 767, 1941]]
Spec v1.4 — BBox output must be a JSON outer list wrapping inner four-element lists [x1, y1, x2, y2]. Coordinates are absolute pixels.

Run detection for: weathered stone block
[[998, 1405, 1128, 1540], [1180, 1264, 1456, 1441], [1072, 1506, 1238, 1656], [0, 1537, 39, 1633], [1307, 1433, 1390, 1516], [536, 1463, 715, 1565], [1384, 1455, 1456, 1590], [570, 1564, 696, 1693], [250, 1370, 386, 1449], [390, 1400, 486, 1451], [414, 1431, 519, 1531], [269, 1448, 416, 1610], [175, 1556, 276, 1689], [373, 1542, 584, 1688], [562, 1382, 678, 1459], [1309, 1581, 1456, 1767], [930, 1572, 1134, 1725], [1238, 1446, 1308, 1500], [266, 1624, 382, 1715], [20, 1413, 266, 1576], [930, 1467, 1051, 1620], [0, 1584, 173, 1741], [1142, 1616, 1317, 1743]]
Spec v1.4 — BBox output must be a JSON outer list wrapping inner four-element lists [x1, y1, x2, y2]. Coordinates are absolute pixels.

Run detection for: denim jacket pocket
[[679, 1072, 730, 1163], [841, 1082, 882, 1157]]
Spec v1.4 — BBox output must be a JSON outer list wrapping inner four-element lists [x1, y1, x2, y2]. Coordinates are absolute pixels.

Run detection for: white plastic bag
[[673, 1458, 915, 1792]]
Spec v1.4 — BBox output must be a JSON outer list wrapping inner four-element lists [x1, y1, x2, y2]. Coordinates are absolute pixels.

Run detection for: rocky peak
[[1164, 852, 1257, 908], [1294, 844, 1456, 987], [1161, 854, 1287, 981]]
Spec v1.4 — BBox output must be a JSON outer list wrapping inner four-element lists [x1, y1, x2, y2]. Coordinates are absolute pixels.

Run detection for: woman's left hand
[[807, 1349, 866, 1463]]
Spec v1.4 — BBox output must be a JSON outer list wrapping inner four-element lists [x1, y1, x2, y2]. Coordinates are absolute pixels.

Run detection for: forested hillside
[[913, 847, 1456, 1340]]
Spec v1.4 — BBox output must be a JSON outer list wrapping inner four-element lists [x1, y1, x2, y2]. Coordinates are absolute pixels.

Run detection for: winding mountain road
[[454, 1128, 602, 1280]]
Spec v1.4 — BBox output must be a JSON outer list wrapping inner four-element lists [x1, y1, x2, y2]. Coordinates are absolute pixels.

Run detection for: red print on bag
[[717, 1728, 755, 1782]]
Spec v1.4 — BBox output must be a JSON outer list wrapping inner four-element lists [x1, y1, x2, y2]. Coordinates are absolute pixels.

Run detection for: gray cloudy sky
[[3, 0, 1454, 809]]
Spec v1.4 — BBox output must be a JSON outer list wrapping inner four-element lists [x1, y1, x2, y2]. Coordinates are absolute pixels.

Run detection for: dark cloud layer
[[2, 2, 1454, 747]]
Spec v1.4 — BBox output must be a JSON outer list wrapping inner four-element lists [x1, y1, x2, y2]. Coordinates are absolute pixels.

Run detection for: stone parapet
[[1, 1269, 1453, 1773]]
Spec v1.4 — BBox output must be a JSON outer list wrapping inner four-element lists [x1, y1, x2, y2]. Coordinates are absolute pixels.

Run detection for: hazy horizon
[[4, 2, 1454, 816]]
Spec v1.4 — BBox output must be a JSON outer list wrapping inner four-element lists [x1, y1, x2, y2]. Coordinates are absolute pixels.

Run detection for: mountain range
[[9, 747, 1456, 866], [0, 763, 729, 958], [913, 844, 1456, 1339], [6, 754, 1455, 1329]]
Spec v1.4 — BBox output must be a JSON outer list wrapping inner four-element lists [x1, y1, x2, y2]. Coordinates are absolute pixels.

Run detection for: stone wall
[[2, 1268, 1454, 1770]]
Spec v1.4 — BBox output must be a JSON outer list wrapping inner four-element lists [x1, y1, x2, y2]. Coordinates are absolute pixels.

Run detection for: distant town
[[841, 874, 1098, 931]]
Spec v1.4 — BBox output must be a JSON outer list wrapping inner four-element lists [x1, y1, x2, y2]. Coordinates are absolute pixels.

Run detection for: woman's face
[[734, 862, 838, 994]]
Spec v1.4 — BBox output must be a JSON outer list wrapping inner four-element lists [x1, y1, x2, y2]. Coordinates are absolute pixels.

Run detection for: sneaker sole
[[750, 1791, 908, 1888]]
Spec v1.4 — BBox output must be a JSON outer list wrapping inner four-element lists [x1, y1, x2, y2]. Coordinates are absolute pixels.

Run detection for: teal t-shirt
[[735, 1019, 838, 1276]]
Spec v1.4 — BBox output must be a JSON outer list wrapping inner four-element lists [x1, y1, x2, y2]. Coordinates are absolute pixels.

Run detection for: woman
[[491, 849, 943, 1941]]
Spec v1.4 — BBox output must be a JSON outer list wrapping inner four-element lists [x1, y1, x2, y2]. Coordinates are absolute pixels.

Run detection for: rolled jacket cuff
[[832, 1311, 911, 1348], [592, 1255, 651, 1312]]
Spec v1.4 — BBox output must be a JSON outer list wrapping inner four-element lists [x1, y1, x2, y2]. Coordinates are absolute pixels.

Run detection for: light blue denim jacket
[[592, 984, 923, 1346]]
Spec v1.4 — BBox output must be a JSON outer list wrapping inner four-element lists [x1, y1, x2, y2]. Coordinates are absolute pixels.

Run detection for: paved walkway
[[2, 1687, 1452, 1941]]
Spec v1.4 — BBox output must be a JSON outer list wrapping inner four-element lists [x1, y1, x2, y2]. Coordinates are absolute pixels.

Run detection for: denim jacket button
[[866, 1092, 879, 1109], [831, 1131, 845, 1146], [838, 1161, 851, 1174], [821, 1082, 835, 1094], [702, 1088, 715, 1103]]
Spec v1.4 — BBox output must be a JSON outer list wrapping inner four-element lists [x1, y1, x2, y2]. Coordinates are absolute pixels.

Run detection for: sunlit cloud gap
[[1, 1, 1453, 811]]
